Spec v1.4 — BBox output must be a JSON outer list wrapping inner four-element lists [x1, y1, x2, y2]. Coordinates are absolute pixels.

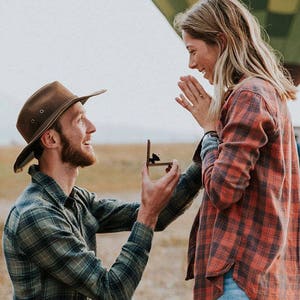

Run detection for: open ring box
[[146, 139, 173, 168]]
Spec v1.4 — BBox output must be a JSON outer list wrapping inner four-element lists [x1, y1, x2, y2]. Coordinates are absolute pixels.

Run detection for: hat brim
[[13, 89, 107, 173]]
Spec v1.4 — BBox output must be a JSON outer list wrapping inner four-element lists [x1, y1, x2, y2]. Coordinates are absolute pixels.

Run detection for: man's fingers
[[165, 164, 172, 173], [142, 160, 180, 192], [141, 163, 151, 184], [167, 168, 181, 191], [159, 159, 180, 186]]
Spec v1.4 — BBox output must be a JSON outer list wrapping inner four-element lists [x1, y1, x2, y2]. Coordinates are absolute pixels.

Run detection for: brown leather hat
[[14, 81, 106, 173]]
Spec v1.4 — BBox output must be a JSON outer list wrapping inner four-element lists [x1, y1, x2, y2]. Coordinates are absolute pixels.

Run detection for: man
[[2, 81, 202, 299]]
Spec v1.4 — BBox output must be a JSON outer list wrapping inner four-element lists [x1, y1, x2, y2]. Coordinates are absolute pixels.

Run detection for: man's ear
[[40, 129, 59, 149]]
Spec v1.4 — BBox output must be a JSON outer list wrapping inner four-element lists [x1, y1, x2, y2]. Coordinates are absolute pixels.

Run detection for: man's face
[[57, 102, 97, 167]]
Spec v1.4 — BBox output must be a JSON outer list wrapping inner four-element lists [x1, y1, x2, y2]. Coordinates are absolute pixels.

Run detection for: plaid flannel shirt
[[3, 163, 201, 300], [187, 77, 300, 300]]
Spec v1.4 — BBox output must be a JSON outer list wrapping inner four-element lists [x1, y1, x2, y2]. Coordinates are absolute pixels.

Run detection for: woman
[[174, 0, 299, 299]]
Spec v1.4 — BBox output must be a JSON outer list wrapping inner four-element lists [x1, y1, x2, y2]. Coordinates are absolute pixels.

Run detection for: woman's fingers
[[177, 80, 198, 105], [188, 75, 208, 98], [180, 75, 210, 99], [176, 75, 215, 129], [178, 76, 210, 106], [175, 94, 192, 111], [178, 75, 212, 110], [179, 76, 204, 101]]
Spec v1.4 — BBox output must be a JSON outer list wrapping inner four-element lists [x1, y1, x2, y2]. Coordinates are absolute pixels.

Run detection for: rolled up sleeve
[[201, 90, 276, 210], [17, 207, 153, 300]]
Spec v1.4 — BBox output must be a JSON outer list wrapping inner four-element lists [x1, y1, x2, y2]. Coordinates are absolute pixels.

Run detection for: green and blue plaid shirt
[[3, 163, 201, 300]]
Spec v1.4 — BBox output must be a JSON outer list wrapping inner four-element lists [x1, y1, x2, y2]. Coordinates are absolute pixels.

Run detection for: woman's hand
[[176, 75, 216, 132]]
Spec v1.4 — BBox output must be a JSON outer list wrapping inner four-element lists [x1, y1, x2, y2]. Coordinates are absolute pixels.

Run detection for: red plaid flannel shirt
[[187, 77, 300, 299]]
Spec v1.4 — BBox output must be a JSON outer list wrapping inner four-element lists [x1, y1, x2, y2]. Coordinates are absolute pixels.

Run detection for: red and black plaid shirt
[[187, 77, 300, 299]]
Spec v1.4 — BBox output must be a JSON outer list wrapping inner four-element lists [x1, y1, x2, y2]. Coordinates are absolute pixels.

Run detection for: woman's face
[[182, 30, 220, 84]]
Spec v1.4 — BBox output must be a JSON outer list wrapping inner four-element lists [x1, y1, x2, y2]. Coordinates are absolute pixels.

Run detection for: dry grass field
[[0, 143, 202, 299]]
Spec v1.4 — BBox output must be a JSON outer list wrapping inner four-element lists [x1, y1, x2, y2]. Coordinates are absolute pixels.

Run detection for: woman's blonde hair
[[174, 0, 297, 119]]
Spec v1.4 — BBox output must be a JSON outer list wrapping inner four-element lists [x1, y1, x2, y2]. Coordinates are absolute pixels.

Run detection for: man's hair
[[174, 0, 297, 119], [33, 141, 44, 160]]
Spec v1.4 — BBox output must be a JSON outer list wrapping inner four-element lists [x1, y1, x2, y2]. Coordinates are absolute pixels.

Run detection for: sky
[[0, 0, 299, 146]]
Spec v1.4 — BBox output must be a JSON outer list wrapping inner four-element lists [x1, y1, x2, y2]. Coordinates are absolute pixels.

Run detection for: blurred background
[[0, 0, 299, 146], [0, 1, 299, 299]]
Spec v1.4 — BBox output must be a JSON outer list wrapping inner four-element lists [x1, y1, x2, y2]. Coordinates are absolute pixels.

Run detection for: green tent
[[152, 0, 300, 84]]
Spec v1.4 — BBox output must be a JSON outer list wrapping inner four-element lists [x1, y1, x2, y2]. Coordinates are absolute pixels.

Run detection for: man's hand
[[137, 160, 180, 229]]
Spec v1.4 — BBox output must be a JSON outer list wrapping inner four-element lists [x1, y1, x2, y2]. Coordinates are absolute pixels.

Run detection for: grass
[[0, 143, 201, 299], [0, 142, 197, 200]]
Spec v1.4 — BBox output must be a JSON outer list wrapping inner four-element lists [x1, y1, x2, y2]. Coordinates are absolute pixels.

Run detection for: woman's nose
[[189, 57, 197, 69]]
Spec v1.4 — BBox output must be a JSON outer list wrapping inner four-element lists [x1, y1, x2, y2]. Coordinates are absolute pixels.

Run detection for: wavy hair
[[174, 0, 297, 119]]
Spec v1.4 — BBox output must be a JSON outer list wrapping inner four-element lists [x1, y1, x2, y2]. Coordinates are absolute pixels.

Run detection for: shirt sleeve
[[201, 89, 277, 210], [87, 162, 202, 233], [17, 206, 153, 300], [85, 191, 139, 233], [155, 162, 202, 230]]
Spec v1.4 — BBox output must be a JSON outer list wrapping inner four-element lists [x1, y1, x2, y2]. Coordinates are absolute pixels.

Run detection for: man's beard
[[59, 132, 96, 167]]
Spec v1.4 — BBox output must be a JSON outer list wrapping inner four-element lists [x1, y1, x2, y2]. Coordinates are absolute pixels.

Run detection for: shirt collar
[[225, 75, 247, 100], [28, 164, 73, 207]]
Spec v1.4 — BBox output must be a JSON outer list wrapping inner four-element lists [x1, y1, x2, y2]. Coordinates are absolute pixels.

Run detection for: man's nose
[[86, 118, 96, 133]]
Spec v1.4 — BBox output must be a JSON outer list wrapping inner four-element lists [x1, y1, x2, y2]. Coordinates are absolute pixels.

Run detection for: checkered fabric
[[3, 163, 202, 299]]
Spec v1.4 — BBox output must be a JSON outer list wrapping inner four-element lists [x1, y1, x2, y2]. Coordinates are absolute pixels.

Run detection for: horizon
[[1, 1, 299, 147]]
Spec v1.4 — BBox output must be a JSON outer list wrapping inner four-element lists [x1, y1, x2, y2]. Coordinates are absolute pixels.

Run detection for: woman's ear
[[40, 129, 59, 149], [218, 32, 227, 52]]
